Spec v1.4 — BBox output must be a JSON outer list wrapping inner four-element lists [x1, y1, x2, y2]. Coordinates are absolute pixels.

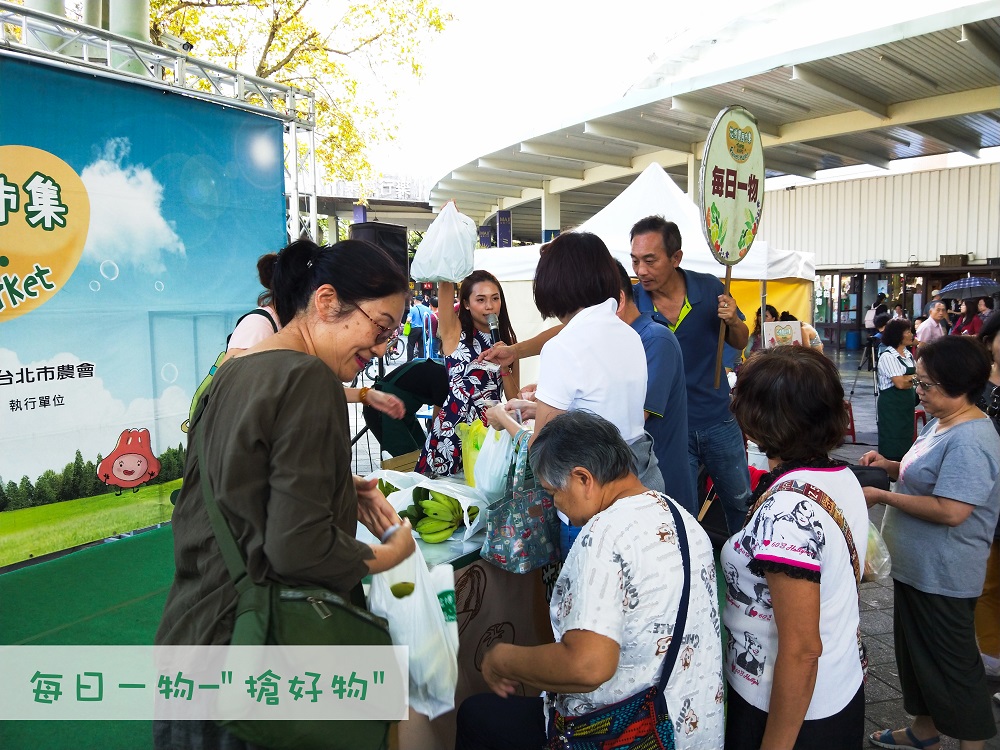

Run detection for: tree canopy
[[149, 0, 450, 182]]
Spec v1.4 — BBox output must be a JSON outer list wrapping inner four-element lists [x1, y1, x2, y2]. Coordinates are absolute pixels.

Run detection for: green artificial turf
[[0, 525, 176, 749]]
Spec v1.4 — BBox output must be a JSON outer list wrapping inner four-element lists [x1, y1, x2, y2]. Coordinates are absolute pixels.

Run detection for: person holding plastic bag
[[415, 270, 519, 478], [408, 200, 476, 282], [862, 336, 999, 750], [154, 239, 416, 750], [723, 346, 868, 749], [455, 411, 724, 750]]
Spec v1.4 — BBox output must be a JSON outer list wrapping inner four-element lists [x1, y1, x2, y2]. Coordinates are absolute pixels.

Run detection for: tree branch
[[156, 0, 250, 18], [325, 31, 386, 58], [260, 30, 319, 79]]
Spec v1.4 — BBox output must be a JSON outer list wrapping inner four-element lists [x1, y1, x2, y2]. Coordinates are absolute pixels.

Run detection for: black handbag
[[545, 494, 691, 750], [849, 464, 890, 491], [193, 395, 395, 750]]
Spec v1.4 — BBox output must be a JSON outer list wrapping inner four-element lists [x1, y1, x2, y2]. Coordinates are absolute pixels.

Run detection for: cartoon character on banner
[[97, 428, 161, 495]]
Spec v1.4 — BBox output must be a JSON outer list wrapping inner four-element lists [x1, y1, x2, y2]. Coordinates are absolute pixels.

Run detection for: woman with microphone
[[415, 271, 519, 477]]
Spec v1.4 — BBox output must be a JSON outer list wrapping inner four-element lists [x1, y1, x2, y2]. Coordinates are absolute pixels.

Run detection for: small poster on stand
[[763, 320, 803, 349]]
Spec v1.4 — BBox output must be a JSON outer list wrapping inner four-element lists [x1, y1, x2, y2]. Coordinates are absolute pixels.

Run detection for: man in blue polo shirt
[[614, 260, 697, 515], [630, 215, 752, 533]]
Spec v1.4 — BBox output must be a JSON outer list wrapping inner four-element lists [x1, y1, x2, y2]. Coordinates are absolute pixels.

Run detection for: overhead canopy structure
[[476, 164, 814, 281], [471, 165, 816, 382], [430, 3, 1000, 244]]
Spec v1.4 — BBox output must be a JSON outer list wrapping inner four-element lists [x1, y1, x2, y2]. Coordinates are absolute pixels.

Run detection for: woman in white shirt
[[486, 232, 664, 551]]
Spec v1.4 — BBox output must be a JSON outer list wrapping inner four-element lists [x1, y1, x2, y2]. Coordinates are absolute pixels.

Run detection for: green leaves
[[149, 0, 451, 183]]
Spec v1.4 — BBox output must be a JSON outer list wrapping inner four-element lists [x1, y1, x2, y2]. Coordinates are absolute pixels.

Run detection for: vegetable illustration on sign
[[699, 107, 764, 266]]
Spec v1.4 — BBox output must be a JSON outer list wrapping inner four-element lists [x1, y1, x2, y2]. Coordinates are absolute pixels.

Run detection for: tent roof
[[474, 164, 814, 281]]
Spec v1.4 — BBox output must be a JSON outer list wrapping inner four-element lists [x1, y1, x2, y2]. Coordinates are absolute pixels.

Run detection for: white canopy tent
[[475, 164, 814, 283], [472, 164, 815, 383]]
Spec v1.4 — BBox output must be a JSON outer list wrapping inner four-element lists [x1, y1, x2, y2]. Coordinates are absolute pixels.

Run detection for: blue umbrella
[[937, 277, 1000, 298]]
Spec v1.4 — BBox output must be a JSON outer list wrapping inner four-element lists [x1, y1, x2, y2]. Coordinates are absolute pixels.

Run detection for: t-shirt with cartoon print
[[549, 491, 724, 749], [721, 466, 868, 720]]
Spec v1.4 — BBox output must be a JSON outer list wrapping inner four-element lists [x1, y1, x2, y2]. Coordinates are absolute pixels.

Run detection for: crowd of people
[[154, 220, 1000, 749]]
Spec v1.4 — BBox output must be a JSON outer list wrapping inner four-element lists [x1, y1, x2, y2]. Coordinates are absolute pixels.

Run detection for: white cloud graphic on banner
[[81, 138, 186, 273], [0, 348, 188, 481]]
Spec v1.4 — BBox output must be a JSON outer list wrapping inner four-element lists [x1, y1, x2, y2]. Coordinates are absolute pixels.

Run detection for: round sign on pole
[[699, 106, 765, 266], [698, 105, 765, 388]]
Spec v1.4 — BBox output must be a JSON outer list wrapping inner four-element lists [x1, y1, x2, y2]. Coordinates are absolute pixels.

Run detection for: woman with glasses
[[221, 241, 406, 419], [416, 270, 519, 477], [876, 319, 918, 461], [156, 238, 416, 749], [862, 336, 1000, 750]]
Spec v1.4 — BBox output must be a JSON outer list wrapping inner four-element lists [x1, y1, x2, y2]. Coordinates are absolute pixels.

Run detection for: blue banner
[[0, 56, 287, 565], [497, 211, 512, 248]]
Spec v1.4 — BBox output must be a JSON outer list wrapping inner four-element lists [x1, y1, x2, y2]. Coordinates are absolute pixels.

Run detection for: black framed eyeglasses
[[911, 377, 940, 391], [357, 305, 393, 345]]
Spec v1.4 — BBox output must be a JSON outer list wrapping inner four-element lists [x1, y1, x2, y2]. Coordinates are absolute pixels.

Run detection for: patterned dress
[[416, 329, 503, 477]]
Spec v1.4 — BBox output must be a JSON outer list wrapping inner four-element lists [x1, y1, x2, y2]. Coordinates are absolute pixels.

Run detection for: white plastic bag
[[368, 545, 459, 720], [409, 201, 476, 282], [473, 427, 515, 502]]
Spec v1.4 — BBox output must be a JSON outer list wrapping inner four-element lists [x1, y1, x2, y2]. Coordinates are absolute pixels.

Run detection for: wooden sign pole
[[714, 265, 733, 389]]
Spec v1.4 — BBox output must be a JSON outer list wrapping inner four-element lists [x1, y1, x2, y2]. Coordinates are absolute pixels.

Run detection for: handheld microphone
[[486, 313, 501, 346]]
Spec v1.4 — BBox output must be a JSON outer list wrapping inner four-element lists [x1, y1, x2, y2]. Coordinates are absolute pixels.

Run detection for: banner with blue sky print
[[0, 56, 287, 566]]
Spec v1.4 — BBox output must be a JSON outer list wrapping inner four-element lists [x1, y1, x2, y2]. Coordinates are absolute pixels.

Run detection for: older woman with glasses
[[155, 239, 416, 749], [862, 336, 1000, 750]]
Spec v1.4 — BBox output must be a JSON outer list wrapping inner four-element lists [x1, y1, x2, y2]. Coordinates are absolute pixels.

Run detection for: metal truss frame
[[0, 1, 317, 242]]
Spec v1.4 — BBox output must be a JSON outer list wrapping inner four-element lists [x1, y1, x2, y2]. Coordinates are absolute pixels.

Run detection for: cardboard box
[[381, 449, 421, 473]]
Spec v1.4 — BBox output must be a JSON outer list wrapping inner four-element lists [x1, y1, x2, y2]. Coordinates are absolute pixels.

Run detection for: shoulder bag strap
[[656, 494, 691, 693], [508, 428, 532, 488], [225, 307, 279, 347], [754, 479, 860, 586], [192, 396, 253, 591]]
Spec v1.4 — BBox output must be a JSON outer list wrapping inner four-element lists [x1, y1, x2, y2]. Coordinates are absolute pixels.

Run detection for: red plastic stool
[[914, 408, 927, 440], [844, 401, 856, 444]]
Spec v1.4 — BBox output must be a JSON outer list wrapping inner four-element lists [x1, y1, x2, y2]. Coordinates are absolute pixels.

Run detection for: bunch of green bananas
[[377, 479, 398, 496], [411, 488, 480, 544]]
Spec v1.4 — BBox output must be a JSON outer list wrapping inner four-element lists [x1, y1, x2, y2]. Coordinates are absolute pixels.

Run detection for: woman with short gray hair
[[455, 411, 723, 750]]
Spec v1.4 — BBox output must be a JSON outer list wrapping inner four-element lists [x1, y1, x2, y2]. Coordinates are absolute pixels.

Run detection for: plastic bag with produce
[[368, 545, 458, 719]]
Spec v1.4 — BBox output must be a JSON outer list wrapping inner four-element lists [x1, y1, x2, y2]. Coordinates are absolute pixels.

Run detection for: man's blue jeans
[[688, 416, 752, 534]]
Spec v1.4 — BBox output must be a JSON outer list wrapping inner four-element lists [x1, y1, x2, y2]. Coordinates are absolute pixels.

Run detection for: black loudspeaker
[[348, 222, 408, 277]]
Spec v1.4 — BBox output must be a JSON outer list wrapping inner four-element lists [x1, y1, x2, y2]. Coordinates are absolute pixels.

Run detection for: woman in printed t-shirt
[[455, 411, 724, 750], [723, 346, 868, 749]]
